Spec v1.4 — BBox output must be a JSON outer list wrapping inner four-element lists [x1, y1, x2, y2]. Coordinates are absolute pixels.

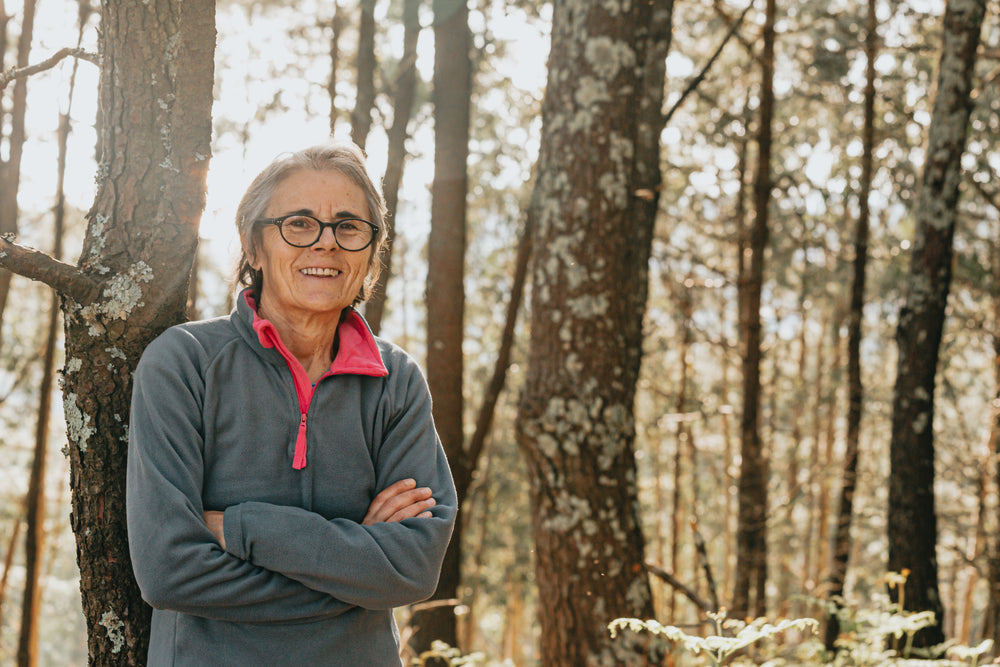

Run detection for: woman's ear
[[241, 235, 260, 271]]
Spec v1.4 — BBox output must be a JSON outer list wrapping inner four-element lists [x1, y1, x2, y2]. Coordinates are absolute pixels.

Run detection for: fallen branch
[[0, 47, 98, 92], [0, 235, 98, 304]]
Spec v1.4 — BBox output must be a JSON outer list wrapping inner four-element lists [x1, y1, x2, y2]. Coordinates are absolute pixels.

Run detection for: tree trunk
[[327, 1, 343, 135], [0, 0, 37, 334], [825, 0, 877, 650], [987, 199, 1000, 653], [723, 131, 749, 606], [16, 229, 58, 667], [54, 1, 214, 662], [365, 0, 421, 335], [888, 0, 985, 648], [15, 100, 75, 667], [0, 512, 23, 644], [411, 0, 471, 655], [669, 282, 693, 623], [515, 1, 673, 664], [733, 0, 775, 620], [350, 0, 376, 150]]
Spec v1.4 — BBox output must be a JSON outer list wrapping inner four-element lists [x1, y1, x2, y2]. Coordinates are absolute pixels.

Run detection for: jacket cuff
[[223, 505, 248, 560]]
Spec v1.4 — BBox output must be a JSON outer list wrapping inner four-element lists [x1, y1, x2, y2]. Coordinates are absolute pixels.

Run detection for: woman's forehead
[[268, 169, 368, 214]]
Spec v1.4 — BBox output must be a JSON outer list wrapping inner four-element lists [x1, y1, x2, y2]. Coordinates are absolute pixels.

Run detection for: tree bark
[[365, 0, 421, 335], [733, 0, 775, 620], [515, 1, 673, 664], [0, 0, 37, 335], [350, 0, 377, 150], [33, 0, 213, 662], [411, 0, 471, 655], [825, 0, 877, 650], [888, 0, 985, 648]]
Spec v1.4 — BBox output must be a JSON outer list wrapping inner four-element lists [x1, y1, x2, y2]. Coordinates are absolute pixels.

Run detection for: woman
[[127, 143, 456, 666]]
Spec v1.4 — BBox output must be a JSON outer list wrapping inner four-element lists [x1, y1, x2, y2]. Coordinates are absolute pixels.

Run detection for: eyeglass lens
[[279, 216, 374, 250]]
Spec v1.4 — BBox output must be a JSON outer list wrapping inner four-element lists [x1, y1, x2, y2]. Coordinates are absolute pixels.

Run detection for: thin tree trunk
[[0, 0, 37, 333], [888, 0, 985, 647], [987, 198, 1000, 652], [803, 309, 828, 609], [719, 335, 734, 605], [15, 12, 86, 657], [502, 580, 524, 665], [411, 0, 471, 655], [327, 1, 343, 135], [787, 266, 808, 619], [365, 0, 421, 334], [15, 104, 73, 667], [669, 282, 693, 623], [651, 382, 667, 617], [957, 457, 986, 643], [515, 1, 673, 663], [733, 0, 775, 620], [0, 3, 9, 139], [350, 0, 376, 149], [722, 130, 749, 606], [825, 0, 876, 650], [0, 512, 23, 642], [817, 307, 843, 587], [15, 253, 56, 667]]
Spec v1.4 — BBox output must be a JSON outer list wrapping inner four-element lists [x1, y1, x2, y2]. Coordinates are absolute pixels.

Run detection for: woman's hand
[[204, 511, 226, 549], [363, 478, 436, 525]]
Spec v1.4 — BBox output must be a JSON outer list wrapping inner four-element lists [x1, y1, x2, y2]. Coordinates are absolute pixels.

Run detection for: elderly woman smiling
[[126, 143, 457, 666]]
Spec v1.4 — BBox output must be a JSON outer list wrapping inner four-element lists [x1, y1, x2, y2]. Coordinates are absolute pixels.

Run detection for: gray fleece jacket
[[126, 291, 456, 666]]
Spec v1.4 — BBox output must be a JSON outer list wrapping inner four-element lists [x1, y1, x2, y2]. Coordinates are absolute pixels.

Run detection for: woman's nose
[[314, 224, 339, 249]]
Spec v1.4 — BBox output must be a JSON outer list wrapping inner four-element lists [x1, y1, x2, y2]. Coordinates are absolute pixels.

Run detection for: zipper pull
[[292, 413, 308, 470]]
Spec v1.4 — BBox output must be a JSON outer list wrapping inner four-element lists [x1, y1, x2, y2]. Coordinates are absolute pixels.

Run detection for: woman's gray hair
[[235, 142, 388, 306]]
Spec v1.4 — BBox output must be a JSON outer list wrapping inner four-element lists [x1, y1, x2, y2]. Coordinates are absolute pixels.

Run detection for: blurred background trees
[[0, 0, 998, 664]]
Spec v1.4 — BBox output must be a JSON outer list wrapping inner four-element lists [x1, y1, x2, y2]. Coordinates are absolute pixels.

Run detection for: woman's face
[[250, 169, 372, 322]]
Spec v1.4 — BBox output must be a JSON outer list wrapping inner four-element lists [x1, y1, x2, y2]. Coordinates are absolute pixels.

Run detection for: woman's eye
[[285, 217, 313, 229], [338, 221, 361, 232]]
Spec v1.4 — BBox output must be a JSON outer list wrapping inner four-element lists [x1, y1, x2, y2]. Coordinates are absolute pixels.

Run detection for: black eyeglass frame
[[255, 214, 380, 252]]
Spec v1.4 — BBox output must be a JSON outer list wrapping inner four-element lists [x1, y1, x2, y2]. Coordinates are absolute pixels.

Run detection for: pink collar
[[245, 292, 388, 379]]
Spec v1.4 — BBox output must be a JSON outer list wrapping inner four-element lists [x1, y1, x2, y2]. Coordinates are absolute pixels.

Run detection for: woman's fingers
[[204, 510, 226, 549], [363, 479, 436, 525]]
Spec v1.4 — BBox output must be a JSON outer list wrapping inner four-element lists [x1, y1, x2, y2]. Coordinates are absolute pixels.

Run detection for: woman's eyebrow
[[281, 208, 367, 219]]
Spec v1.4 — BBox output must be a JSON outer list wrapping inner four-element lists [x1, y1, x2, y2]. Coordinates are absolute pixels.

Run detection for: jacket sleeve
[[126, 329, 352, 623], [222, 353, 458, 610]]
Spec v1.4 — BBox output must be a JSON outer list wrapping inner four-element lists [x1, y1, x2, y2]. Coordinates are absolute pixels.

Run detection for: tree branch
[[0, 47, 98, 92], [464, 210, 534, 477], [644, 560, 714, 614], [691, 520, 721, 613], [0, 236, 98, 303], [972, 177, 1000, 214], [664, 2, 752, 125]]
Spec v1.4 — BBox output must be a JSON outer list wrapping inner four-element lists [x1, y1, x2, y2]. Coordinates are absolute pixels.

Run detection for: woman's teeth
[[300, 267, 341, 277]]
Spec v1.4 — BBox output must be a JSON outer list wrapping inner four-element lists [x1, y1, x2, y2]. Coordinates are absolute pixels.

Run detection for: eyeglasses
[[256, 214, 379, 251]]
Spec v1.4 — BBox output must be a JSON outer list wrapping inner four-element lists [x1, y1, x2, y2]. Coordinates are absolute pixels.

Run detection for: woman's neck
[[258, 301, 342, 383]]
